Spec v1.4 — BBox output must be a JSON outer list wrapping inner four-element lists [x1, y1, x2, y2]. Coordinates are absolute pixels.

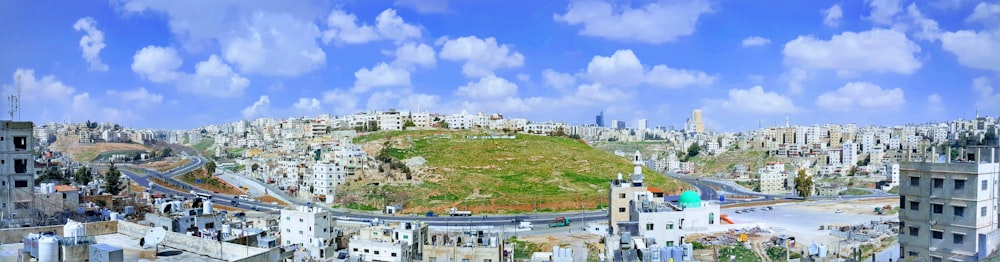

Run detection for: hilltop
[[50, 134, 152, 162], [338, 130, 687, 214]]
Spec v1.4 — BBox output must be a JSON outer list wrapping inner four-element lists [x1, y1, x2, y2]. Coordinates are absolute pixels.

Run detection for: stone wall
[[0, 220, 117, 243], [117, 220, 276, 261]]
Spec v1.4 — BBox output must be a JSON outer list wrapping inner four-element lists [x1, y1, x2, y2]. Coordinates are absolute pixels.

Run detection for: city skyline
[[2, 0, 999, 130]]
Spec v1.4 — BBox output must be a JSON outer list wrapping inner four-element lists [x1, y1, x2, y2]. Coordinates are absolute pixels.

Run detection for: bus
[[191, 190, 213, 199]]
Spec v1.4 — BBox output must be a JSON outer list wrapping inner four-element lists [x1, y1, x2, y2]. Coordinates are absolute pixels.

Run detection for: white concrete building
[[311, 162, 346, 203], [348, 221, 428, 261], [757, 162, 787, 194], [898, 152, 1000, 261], [843, 142, 858, 168], [885, 163, 900, 188], [280, 206, 337, 259]]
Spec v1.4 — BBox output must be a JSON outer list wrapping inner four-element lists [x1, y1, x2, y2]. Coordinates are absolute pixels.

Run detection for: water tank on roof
[[38, 236, 59, 262]]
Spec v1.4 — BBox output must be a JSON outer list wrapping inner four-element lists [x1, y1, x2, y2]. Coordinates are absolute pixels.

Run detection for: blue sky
[[1, 0, 999, 131]]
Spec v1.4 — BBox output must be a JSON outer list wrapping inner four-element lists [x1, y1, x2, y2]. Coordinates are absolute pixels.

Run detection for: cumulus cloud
[[114, 0, 328, 77], [439, 36, 525, 77], [927, 93, 944, 113], [967, 2, 1000, 25], [741, 36, 771, 47], [455, 75, 519, 100], [73, 17, 108, 71], [394, 0, 449, 14], [132, 46, 183, 83], [585, 49, 713, 88], [106, 88, 163, 107], [398, 93, 441, 111], [7, 69, 76, 102], [554, 0, 713, 44], [132, 46, 250, 98], [70, 92, 134, 123], [322, 89, 359, 115], [904, 4, 941, 41], [941, 30, 1000, 72], [816, 82, 905, 111], [866, 0, 901, 25], [241, 95, 271, 118], [323, 8, 421, 44], [713, 86, 800, 114], [393, 42, 436, 68], [292, 97, 322, 112], [823, 4, 843, 27], [781, 67, 809, 94], [352, 63, 411, 93], [783, 29, 921, 75], [542, 69, 576, 90], [972, 77, 1000, 113]]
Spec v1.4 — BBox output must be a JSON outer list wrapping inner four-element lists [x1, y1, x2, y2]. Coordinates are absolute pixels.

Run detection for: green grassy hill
[[341, 130, 687, 214]]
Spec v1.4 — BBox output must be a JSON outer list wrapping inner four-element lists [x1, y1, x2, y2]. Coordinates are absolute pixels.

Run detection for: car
[[835, 209, 843, 213]]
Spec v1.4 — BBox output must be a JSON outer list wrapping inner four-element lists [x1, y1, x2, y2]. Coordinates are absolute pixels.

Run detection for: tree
[[74, 166, 93, 185], [251, 163, 260, 172], [205, 161, 217, 175], [403, 120, 416, 130], [438, 121, 449, 129], [685, 143, 701, 160], [794, 169, 813, 200], [161, 147, 172, 158], [552, 126, 566, 137], [103, 163, 124, 195]]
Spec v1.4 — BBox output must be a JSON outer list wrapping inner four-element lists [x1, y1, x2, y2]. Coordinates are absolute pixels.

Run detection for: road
[[119, 154, 897, 230]]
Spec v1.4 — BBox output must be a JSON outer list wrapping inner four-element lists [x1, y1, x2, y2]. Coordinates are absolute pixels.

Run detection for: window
[[909, 227, 918, 236], [391, 253, 397, 257], [932, 257, 942, 262], [299, 218, 303, 222], [619, 193, 626, 199], [984, 180, 989, 190], [285, 229, 290, 233], [428, 258, 436, 262], [646, 223, 654, 230], [666, 241, 675, 247], [13, 136, 26, 150], [909, 201, 919, 211], [900, 196, 906, 209], [932, 230, 943, 239], [910, 177, 919, 187], [353, 248, 358, 252], [953, 234, 964, 244], [933, 178, 943, 188], [14, 159, 27, 174], [286, 217, 290, 220], [299, 230, 303, 235], [709, 213, 715, 225], [908, 251, 918, 257], [954, 206, 965, 217], [666, 223, 674, 230], [932, 204, 943, 214], [14, 180, 28, 188], [374, 251, 379, 255], [955, 180, 966, 190], [364, 249, 369, 253], [983, 207, 988, 217], [618, 207, 626, 213]]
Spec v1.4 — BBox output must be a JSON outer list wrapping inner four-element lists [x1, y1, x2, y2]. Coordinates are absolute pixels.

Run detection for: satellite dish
[[142, 227, 166, 249]]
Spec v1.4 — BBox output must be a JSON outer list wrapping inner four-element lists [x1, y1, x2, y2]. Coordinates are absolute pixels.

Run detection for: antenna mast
[[8, 74, 20, 120]]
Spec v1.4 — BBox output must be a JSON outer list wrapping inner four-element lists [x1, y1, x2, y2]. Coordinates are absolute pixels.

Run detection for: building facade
[[280, 206, 337, 259], [1, 121, 35, 227]]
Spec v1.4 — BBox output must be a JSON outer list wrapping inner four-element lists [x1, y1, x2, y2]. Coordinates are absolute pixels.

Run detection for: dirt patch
[[256, 195, 289, 206], [791, 197, 897, 215], [51, 134, 149, 162]]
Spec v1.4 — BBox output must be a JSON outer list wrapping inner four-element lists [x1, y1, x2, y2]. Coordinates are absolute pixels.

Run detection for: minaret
[[785, 116, 789, 128], [631, 151, 645, 184]]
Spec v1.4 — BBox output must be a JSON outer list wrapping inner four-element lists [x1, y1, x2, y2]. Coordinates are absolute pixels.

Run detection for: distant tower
[[691, 109, 704, 134], [595, 110, 605, 127], [785, 116, 789, 128]]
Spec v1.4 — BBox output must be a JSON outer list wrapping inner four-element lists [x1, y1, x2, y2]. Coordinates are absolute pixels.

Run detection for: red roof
[[646, 186, 664, 193], [54, 185, 78, 192]]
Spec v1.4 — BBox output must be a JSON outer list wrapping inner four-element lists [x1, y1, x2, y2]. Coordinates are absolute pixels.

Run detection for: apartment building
[[311, 162, 346, 203], [1, 121, 35, 227], [609, 152, 651, 235], [898, 148, 1000, 261], [757, 162, 786, 194], [280, 205, 337, 259], [348, 221, 428, 261]]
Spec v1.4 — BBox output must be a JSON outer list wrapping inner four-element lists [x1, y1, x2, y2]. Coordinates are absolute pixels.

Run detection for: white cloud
[[714, 86, 800, 114], [823, 4, 843, 27], [904, 4, 941, 41], [554, 0, 713, 44], [116, 1, 329, 77], [241, 95, 271, 119], [542, 69, 576, 90], [584, 49, 713, 88], [131, 46, 182, 83], [967, 2, 1000, 25], [783, 29, 922, 75], [179, 55, 251, 98], [70, 92, 134, 123], [741, 36, 771, 47], [972, 77, 1000, 113], [941, 29, 1000, 72], [866, 0, 902, 25], [292, 97, 322, 112], [222, 12, 325, 76], [781, 67, 809, 94], [7, 69, 76, 102], [323, 8, 421, 45], [321, 89, 359, 115], [73, 17, 108, 71], [394, 0, 449, 14], [816, 82, 905, 111], [398, 93, 440, 111], [455, 75, 519, 100], [393, 42, 436, 68], [352, 63, 411, 93], [106, 88, 163, 107], [439, 36, 525, 77], [516, 73, 531, 82], [927, 93, 944, 113]]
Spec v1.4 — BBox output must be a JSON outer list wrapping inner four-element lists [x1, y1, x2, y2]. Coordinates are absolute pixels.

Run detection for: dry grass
[[149, 177, 186, 192], [256, 195, 289, 206], [51, 134, 149, 162], [140, 158, 191, 172], [178, 169, 245, 195]]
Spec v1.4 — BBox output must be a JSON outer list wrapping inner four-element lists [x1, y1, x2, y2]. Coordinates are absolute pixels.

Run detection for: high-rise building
[[636, 119, 648, 130], [686, 109, 704, 134], [280, 205, 338, 259], [1, 121, 35, 227], [596, 110, 605, 127], [611, 120, 625, 130], [898, 148, 1000, 261]]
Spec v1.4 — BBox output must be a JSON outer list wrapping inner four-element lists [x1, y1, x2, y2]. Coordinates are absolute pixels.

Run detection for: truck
[[518, 221, 533, 229], [426, 211, 439, 217], [549, 216, 570, 228], [449, 207, 472, 216]]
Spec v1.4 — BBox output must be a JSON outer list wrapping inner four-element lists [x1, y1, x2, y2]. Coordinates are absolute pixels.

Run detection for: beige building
[[899, 150, 1000, 261], [422, 232, 505, 262], [609, 151, 650, 235]]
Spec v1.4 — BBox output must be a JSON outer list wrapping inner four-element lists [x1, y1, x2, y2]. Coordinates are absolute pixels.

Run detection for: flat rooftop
[[1, 234, 225, 262]]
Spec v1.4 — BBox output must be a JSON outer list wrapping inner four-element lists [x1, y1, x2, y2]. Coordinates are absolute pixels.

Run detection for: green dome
[[679, 190, 701, 208]]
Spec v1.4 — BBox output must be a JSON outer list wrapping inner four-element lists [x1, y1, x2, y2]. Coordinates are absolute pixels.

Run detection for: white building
[[624, 190, 722, 247], [843, 142, 858, 168], [898, 151, 1000, 261], [348, 221, 428, 261], [280, 206, 337, 259], [758, 162, 786, 194], [885, 163, 900, 188], [636, 119, 648, 131], [311, 162, 346, 203]]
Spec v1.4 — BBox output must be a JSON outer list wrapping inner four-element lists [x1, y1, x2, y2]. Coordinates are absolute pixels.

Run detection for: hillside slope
[[340, 130, 687, 214]]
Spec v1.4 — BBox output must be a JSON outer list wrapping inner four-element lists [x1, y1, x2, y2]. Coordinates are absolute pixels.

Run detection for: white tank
[[38, 236, 59, 262], [63, 220, 85, 238], [203, 199, 213, 214], [222, 224, 231, 235], [110, 212, 124, 221]]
